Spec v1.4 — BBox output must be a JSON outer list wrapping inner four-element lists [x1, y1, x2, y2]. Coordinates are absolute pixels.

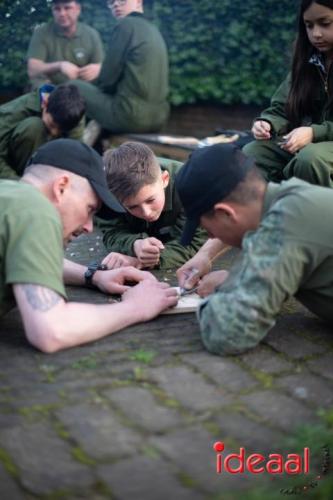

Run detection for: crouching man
[[175, 143, 333, 355], [0, 138, 177, 352]]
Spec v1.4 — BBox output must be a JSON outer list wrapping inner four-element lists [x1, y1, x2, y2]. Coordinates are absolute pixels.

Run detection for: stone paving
[[0, 231, 333, 499]]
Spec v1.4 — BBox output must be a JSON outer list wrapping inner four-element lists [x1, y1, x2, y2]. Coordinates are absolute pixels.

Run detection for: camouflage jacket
[[198, 178, 333, 355]]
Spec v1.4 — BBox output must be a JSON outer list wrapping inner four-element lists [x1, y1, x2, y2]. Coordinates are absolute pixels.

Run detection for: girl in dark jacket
[[244, 0, 333, 186]]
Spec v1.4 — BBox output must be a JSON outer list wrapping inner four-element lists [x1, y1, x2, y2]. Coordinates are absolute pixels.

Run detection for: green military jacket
[[96, 12, 169, 131], [198, 178, 333, 356], [0, 89, 84, 179], [98, 158, 207, 269], [260, 65, 333, 142], [27, 21, 104, 86]]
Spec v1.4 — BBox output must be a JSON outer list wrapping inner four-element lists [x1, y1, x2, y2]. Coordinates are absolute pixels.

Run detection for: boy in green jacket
[[98, 142, 207, 269], [0, 84, 85, 179]]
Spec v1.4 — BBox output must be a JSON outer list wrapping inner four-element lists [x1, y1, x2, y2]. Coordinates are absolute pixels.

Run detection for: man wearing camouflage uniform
[[175, 143, 333, 356]]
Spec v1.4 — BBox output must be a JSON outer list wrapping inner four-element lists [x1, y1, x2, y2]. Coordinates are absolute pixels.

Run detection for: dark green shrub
[[0, 0, 297, 105]]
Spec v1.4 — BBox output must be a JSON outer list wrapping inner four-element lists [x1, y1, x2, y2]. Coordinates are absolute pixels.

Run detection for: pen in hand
[[179, 267, 200, 295]]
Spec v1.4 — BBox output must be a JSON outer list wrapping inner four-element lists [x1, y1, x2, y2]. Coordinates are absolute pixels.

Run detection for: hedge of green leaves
[[0, 0, 297, 105]]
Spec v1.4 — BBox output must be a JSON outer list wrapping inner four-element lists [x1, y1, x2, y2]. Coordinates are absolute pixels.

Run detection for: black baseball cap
[[28, 138, 125, 214], [175, 143, 255, 245]]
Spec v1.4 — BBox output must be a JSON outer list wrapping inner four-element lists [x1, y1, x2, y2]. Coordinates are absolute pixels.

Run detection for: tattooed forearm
[[22, 285, 62, 312]]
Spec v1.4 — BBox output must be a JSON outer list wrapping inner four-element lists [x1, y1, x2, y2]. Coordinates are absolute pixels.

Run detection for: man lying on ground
[[176, 143, 333, 355], [0, 138, 177, 353]]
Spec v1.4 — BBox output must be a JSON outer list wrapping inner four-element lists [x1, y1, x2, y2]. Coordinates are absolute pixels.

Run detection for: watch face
[[85, 262, 107, 285], [85, 262, 98, 284], [89, 263, 99, 272]]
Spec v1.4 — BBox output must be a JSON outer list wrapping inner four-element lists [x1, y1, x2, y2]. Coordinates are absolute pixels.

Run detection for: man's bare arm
[[20, 284, 62, 311], [63, 258, 89, 286], [63, 258, 155, 293], [28, 58, 80, 80], [193, 238, 226, 261], [13, 281, 178, 353]]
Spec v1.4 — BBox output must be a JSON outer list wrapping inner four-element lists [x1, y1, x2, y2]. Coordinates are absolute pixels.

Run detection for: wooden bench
[[102, 133, 195, 161], [98, 103, 259, 160]]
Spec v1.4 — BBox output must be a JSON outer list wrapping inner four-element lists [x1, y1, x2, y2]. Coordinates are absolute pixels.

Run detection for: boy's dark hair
[[46, 84, 85, 133], [104, 142, 161, 202]]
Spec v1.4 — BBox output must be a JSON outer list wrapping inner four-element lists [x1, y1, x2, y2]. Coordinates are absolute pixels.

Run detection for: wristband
[[84, 262, 108, 287]]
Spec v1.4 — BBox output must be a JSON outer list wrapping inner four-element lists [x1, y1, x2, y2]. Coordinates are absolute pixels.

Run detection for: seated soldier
[[27, 0, 104, 87], [176, 143, 333, 355], [0, 84, 85, 179], [0, 138, 177, 353], [72, 0, 169, 133], [98, 142, 208, 269]]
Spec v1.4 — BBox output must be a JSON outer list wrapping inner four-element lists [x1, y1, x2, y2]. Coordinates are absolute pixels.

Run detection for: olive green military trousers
[[10, 117, 47, 175], [72, 80, 168, 134], [243, 139, 333, 187]]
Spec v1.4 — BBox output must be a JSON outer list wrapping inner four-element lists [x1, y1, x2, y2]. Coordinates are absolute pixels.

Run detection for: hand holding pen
[[177, 244, 232, 296], [179, 267, 201, 295]]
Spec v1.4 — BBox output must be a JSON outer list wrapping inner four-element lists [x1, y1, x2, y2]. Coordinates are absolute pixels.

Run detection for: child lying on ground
[[98, 141, 207, 269]]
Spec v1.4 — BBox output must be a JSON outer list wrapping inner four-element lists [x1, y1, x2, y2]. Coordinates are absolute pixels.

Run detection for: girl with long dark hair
[[244, 0, 333, 186]]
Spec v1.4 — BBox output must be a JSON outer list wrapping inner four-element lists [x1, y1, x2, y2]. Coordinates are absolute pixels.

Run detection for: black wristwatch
[[84, 262, 108, 287]]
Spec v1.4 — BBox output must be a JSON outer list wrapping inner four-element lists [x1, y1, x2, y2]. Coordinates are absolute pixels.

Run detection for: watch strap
[[84, 262, 108, 287]]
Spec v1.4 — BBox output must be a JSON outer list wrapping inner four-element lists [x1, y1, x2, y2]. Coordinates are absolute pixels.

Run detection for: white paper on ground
[[161, 287, 202, 315]]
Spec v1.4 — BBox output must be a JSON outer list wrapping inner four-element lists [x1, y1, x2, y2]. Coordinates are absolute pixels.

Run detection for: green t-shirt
[[27, 21, 104, 85], [0, 180, 66, 317]]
